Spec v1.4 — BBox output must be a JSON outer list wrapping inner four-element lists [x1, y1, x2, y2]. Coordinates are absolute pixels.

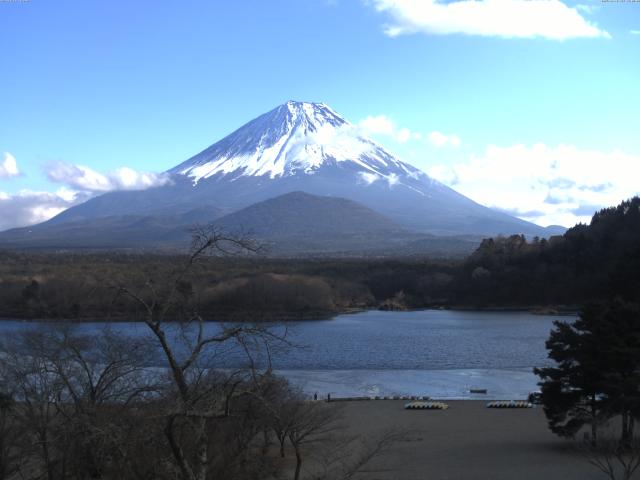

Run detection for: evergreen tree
[[535, 301, 640, 446]]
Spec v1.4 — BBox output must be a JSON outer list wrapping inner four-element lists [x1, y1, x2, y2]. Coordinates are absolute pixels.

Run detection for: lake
[[0, 310, 573, 399]]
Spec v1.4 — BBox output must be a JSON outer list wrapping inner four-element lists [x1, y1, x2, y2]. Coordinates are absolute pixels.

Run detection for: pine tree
[[535, 301, 640, 446]]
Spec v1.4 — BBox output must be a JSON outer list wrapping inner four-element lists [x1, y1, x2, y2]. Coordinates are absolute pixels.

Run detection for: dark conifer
[[535, 300, 640, 446]]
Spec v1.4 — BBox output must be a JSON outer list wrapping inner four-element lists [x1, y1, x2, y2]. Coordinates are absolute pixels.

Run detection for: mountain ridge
[[0, 101, 565, 251]]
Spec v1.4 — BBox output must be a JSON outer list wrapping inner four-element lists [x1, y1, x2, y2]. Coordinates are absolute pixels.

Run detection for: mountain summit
[[170, 100, 429, 192], [0, 101, 564, 251]]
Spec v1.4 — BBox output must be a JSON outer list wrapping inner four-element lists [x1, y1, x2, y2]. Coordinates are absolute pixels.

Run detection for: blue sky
[[1, 0, 639, 230]]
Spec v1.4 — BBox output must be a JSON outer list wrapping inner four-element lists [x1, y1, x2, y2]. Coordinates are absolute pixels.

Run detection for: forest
[[0, 196, 639, 322]]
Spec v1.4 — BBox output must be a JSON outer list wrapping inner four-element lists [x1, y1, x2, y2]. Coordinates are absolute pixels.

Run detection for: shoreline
[[0, 304, 579, 323], [277, 367, 542, 400]]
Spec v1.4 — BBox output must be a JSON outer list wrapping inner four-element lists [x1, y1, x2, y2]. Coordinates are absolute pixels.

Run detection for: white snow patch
[[358, 171, 380, 185], [178, 101, 434, 191]]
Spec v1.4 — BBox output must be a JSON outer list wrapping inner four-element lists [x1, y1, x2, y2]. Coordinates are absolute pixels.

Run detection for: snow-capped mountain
[[170, 101, 429, 195], [0, 101, 564, 251]]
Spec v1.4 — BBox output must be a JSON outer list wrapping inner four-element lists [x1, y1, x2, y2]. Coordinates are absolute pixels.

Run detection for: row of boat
[[404, 400, 534, 410]]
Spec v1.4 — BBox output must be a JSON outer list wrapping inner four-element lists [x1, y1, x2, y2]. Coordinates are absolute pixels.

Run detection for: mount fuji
[[0, 101, 563, 253]]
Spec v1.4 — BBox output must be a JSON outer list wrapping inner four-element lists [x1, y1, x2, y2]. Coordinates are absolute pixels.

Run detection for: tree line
[[3, 197, 640, 320], [456, 197, 640, 307]]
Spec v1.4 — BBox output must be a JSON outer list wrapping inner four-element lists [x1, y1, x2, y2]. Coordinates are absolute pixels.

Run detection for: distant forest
[[1, 197, 638, 321]]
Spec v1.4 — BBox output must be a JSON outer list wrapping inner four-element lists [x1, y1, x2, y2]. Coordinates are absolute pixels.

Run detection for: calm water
[[0, 310, 574, 398], [275, 309, 563, 370], [0, 310, 564, 370]]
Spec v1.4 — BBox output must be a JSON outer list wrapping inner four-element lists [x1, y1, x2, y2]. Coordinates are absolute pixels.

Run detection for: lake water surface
[[0, 310, 574, 399]]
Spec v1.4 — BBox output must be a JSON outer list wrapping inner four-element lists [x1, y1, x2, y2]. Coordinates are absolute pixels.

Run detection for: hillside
[[212, 191, 402, 237], [450, 196, 640, 307]]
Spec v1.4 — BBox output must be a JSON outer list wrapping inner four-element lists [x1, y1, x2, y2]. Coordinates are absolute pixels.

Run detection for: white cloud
[[358, 171, 380, 185], [386, 172, 400, 186], [45, 161, 170, 192], [359, 115, 395, 136], [630, 30, 640, 35], [306, 123, 372, 161], [396, 128, 413, 143], [0, 161, 171, 231], [358, 114, 422, 143], [428, 131, 461, 148], [0, 152, 20, 178], [369, 0, 610, 40], [358, 116, 461, 149], [0, 188, 92, 231], [427, 143, 640, 227]]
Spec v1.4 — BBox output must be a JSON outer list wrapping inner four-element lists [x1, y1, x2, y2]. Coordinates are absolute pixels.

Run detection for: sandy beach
[[330, 400, 603, 480]]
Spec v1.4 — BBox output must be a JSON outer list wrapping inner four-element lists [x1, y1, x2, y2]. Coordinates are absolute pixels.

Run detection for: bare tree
[[311, 429, 408, 480], [286, 400, 343, 480], [48, 327, 156, 479], [584, 436, 640, 480], [115, 225, 286, 480], [259, 375, 299, 459], [0, 325, 158, 480], [2, 336, 67, 480], [0, 390, 23, 480]]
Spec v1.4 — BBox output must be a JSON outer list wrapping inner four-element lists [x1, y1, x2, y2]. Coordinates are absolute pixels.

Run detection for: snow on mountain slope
[[170, 100, 431, 194], [4, 100, 561, 243]]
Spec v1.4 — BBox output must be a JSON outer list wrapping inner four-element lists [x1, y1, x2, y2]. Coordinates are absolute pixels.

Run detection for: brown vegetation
[[0, 250, 456, 321], [3, 196, 640, 322], [0, 228, 400, 480]]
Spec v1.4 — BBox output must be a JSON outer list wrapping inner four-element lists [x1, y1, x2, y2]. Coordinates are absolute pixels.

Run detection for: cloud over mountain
[[358, 115, 422, 144], [0, 188, 92, 231], [45, 161, 170, 192], [0, 161, 170, 231], [428, 131, 461, 148]]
